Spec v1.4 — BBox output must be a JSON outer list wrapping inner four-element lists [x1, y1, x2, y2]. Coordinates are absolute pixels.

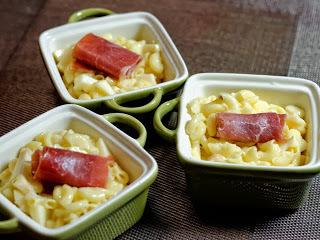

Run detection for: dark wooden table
[[1, 0, 320, 239]]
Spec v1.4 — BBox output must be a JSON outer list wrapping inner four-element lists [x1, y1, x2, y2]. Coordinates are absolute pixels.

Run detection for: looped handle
[[0, 217, 19, 233], [153, 97, 180, 142], [103, 113, 147, 147], [104, 88, 163, 114], [68, 8, 114, 23]]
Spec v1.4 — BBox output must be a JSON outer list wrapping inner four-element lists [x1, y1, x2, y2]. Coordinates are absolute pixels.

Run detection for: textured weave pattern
[[252, 1, 320, 239], [0, 0, 319, 239], [0, 0, 45, 71], [77, 190, 148, 240]]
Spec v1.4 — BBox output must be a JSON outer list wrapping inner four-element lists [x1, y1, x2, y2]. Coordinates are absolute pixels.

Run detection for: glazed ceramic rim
[[0, 104, 158, 237], [177, 73, 320, 174], [39, 11, 188, 105]]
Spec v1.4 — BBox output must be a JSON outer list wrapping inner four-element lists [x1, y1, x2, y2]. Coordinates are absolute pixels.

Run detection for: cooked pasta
[[54, 34, 165, 100], [0, 129, 129, 228], [185, 90, 308, 167]]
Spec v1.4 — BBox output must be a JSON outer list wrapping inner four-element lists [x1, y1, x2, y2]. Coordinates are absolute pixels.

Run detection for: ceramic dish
[[154, 73, 320, 209], [0, 105, 157, 239], [39, 10, 188, 114]]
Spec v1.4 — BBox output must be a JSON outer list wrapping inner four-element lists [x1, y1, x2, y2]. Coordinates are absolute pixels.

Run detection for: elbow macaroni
[[0, 129, 129, 228], [185, 90, 308, 167], [55, 34, 165, 100]]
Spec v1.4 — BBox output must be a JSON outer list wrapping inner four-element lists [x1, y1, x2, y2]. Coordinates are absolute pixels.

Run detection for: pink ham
[[73, 33, 142, 78], [215, 112, 286, 143], [32, 147, 113, 188], [71, 59, 95, 73]]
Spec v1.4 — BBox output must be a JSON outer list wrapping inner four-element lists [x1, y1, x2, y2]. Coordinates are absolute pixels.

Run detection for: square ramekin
[[0, 105, 158, 239], [155, 73, 320, 210], [39, 12, 189, 111], [177, 73, 320, 209]]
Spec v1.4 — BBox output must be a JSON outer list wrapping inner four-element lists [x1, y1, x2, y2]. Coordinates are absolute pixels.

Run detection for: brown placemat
[[252, 1, 320, 239], [1, 0, 318, 239], [0, 0, 45, 71]]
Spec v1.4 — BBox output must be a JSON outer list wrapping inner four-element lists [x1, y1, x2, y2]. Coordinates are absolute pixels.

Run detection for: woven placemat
[[252, 1, 320, 239], [0, 0, 45, 71], [0, 0, 319, 239]]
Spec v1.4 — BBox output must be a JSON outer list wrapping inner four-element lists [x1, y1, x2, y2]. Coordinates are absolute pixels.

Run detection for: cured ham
[[73, 33, 142, 78], [72, 60, 95, 73], [32, 147, 113, 188], [215, 112, 286, 143]]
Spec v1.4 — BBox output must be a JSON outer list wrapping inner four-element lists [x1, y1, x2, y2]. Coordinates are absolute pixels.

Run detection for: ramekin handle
[[0, 217, 19, 233], [68, 8, 114, 23], [153, 97, 179, 142], [104, 88, 163, 114], [103, 113, 147, 147]]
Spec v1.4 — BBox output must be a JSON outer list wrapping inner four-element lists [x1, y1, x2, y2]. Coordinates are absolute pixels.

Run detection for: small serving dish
[[154, 73, 320, 209], [39, 10, 188, 114], [0, 104, 157, 239]]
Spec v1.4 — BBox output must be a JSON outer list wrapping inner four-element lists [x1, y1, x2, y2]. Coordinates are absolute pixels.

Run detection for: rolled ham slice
[[73, 33, 142, 78], [72, 60, 95, 73], [215, 112, 286, 143], [32, 147, 113, 188]]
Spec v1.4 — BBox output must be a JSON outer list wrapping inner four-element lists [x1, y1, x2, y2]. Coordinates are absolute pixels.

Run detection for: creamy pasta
[[185, 90, 308, 167], [0, 130, 129, 228], [54, 34, 165, 100]]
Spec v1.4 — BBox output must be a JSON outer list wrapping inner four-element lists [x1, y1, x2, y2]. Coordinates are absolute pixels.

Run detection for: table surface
[[1, 0, 320, 239]]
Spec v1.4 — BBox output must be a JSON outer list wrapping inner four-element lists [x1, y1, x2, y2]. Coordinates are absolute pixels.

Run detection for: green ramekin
[[154, 73, 320, 210], [0, 105, 158, 239], [39, 9, 188, 114]]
